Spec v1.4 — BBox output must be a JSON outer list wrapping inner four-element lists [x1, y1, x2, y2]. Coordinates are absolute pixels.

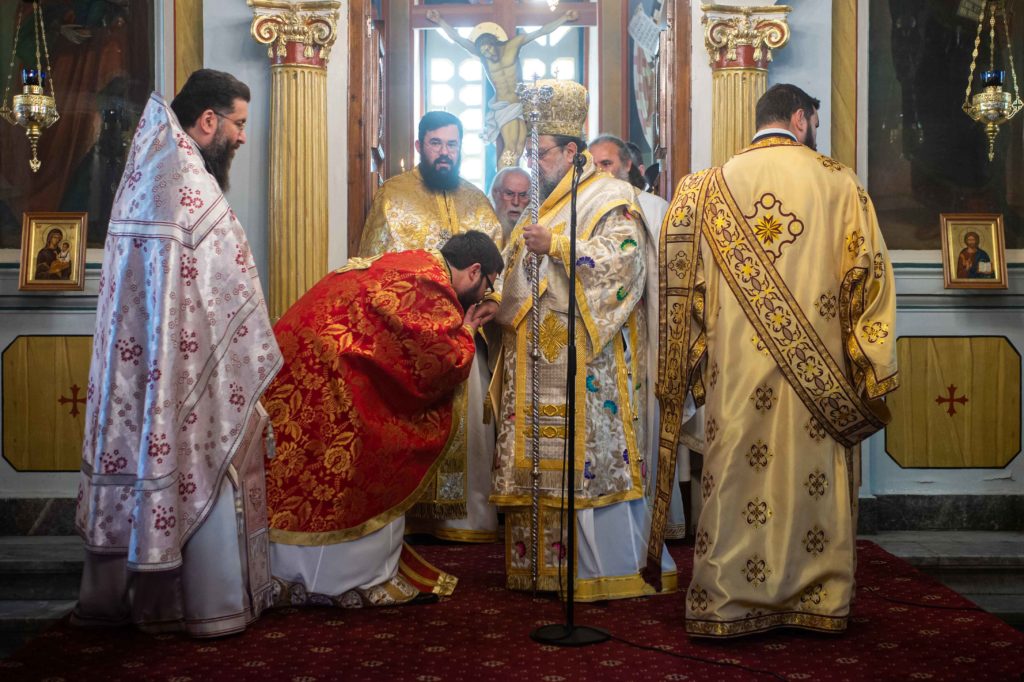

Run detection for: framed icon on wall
[[939, 213, 1008, 290]]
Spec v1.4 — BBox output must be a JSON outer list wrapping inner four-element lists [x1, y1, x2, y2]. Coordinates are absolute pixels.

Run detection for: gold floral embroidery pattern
[[695, 529, 710, 557], [845, 230, 865, 255], [805, 468, 828, 500], [857, 186, 869, 210], [750, 334, 771, 357], [706, 417, 719, 445], [861, 321, 889, 345], [744, 193, 804, 262], [873, 253, 884, 279], [667, 250, 691, 279], [709, 361, 720, 388], [538, 312, 568, 363], [814, 292, 837, 321], [819, 155, 843, 172], [802, 526, 829, 556], [742, 497, 773, 528], [800, 583, 827, 606], [805, 417, 827, 443], [689, 585, 712, 612], [746, 440, 773, 471], [652, 168, 713, 564], [666, 168, 885, 473], [701, 472, 716, 500], [754, 214, 783, 245], [749, 385, 777, 413], [743, 554, 771, 586]]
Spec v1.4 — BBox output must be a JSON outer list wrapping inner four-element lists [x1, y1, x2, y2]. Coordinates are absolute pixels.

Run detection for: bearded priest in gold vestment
[[358, 111, 504, 543], [492, 80, 676, 600], [646, 84, 898, 637]]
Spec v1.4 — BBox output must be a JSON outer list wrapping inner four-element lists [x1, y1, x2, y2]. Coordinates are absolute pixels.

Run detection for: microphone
[[573, 152, 586, 171]]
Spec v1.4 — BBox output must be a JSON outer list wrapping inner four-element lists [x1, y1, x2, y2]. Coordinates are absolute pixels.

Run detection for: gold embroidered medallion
[[538, 312, 568, 363]]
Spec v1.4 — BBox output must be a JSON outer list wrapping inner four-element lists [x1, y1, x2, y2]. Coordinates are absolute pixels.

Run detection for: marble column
[[249, 0, 341, 319], [702, 4, 791, 166]]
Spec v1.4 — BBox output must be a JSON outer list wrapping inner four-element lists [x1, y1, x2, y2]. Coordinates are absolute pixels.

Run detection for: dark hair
[[625, 142, 648, 189], [418, 111, 463, 143], [624, 141, 645, 167], [170, 69, 250, 129], [548, 134, 587, 153], [755, 83, 820, 129], [589, 134, 645, 188], [475, 34, 500, 48], [441, 231, 504, 277], [590, 134, 630, 164]]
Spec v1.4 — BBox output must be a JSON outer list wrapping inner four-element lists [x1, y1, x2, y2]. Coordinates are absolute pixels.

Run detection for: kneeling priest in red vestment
[[264, 231, 503, 607]]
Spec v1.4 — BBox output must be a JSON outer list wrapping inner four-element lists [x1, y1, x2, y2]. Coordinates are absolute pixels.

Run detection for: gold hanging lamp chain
[[1002, 1, 1023, 115], [37, 2, 57, 111], [988, 1, 996, 72], [32, 2, 42, 83], [963, 2, 986, 114], [0, 5, 27, 123]]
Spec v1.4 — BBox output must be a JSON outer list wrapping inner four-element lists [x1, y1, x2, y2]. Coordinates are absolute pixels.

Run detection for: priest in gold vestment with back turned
[[359, 111, 504, 543], [646, 84, 898, 637]]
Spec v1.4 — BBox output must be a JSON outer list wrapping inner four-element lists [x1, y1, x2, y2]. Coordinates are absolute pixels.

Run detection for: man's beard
[[802, 127, 817, 151], [539, 162, 569, 202], [419, 156, 461, 192], [200, 129, 237, 191], [457, 291, 477, 311]]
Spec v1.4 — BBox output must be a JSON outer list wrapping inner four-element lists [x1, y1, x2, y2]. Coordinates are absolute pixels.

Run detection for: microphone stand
[[530, 152, 610, 647]]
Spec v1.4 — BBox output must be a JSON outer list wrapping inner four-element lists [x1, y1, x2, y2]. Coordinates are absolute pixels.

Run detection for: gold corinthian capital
[[701, 4, 790, 166], [249, 0, 340, 65], [248, 0, 341, 319]]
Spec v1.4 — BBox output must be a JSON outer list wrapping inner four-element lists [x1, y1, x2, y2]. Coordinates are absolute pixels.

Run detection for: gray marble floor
[[868, 530, 1024, 566]]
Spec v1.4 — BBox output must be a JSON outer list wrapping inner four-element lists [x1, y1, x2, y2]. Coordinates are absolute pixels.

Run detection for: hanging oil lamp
[[962, 0, 1021, 162], [0, 1, 60, 173]]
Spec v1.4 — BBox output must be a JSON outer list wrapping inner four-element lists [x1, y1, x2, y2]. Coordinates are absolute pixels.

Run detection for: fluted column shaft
[[702, 4, 791, 166], [249, 0, 340, 319], [711, 67, 767, 167]]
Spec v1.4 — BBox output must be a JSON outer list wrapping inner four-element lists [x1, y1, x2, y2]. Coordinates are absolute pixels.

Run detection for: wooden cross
[[935, 384, 968, 416], [58, 384, 86, 418]]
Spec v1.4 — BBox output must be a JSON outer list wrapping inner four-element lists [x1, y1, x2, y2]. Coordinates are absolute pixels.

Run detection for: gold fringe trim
[[429, 528, 499, 543], [407, 500, 467, 521], [569, 570, 679, 602], [686, 611, 847, 638], [504, 570, 679, 601]]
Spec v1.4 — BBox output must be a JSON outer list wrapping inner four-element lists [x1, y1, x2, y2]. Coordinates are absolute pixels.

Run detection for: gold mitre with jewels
[[520, 79, 588, 138]]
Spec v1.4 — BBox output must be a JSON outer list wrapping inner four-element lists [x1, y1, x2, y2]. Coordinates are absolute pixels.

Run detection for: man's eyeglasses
[[501, 189, 529, 202], [538, 144, 565, 160], [424, 139, 461, 153], [215, 112, 247, 133], [482, 274, 496, 296]]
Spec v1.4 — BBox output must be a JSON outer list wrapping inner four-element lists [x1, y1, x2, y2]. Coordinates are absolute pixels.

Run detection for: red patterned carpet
[[3, 540, 1023, 681]]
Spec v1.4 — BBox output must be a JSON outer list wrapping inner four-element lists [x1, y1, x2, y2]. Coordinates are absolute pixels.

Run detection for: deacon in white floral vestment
[[73, 70, 281, 637]]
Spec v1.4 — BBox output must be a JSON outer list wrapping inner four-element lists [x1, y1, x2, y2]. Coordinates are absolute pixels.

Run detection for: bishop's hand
[[522, 223, 552, 255]]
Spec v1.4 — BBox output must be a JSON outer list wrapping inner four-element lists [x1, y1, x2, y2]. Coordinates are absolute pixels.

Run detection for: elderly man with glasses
[[489, 166, 530, 245], [358, 110, 505, 545]]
